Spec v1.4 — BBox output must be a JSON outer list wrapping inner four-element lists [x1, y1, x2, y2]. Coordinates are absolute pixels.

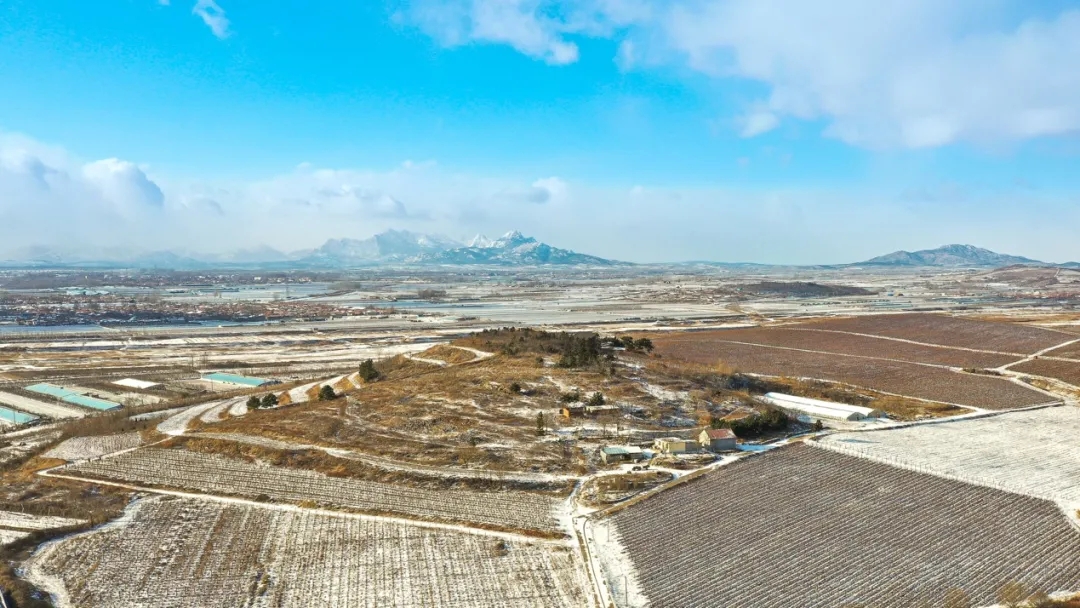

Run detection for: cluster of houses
[[600, 428, 738, 465]]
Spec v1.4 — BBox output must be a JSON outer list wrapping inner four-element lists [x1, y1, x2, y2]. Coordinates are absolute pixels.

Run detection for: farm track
[[599, 443, 1080, 608]]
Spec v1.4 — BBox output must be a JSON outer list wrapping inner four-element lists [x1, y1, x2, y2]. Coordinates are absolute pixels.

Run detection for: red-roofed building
[[699, 428, 738, 452]]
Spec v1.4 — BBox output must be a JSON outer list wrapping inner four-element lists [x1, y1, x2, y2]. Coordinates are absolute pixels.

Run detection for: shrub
[[509, 382, 522, 394], [246, 396, 261, 411], [587, 392, 605, 406], [261, 393, 278, 408], [318, 385, 337, 401], [713, 406, 791, 438], [559, 390, 582, 403], [358, 359, 381, 382]]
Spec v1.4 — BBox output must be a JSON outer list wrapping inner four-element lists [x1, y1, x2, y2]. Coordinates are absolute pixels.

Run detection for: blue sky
[[1, 0, 1079, 263]]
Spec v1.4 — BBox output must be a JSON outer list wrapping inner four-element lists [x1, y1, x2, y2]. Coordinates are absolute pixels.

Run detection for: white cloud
[[2, 132, 1078, 264], [192, 0, 230, 39], [82, 158, 165, 214], [738, 109, 779, 138], [401, 0, 1080, 149]]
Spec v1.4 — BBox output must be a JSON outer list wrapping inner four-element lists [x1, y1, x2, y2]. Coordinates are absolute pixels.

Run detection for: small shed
[[653, 437, 698, 455], [600, 445, 646, 465], [561, 405, 586, 418], [699, 428, 737, 452]]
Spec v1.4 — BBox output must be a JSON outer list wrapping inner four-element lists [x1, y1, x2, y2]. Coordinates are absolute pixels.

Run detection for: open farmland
[[43, 433, 144, 461], [684, 327, 1020, 368], [802, 313, 1076, 354], [598, 443, 1080, 608], [816, 406, 1080, 502], [1010, 358, 1080, 388], [62, 447, 566, 535], [26, 496, 589, 608], [1046, 340, 1080, 359], [651, 336, 1051, 409]]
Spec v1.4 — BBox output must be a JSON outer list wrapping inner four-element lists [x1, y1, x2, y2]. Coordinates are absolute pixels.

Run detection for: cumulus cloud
[[400, 0, 1080, 149], [82, 159, 165, 213], [192, 0, 229, 39]]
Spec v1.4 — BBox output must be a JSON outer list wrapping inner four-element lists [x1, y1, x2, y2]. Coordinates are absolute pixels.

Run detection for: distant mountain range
[[0, 230, 622, 269], [856, 244, 1057, 268], [1, 237, 1075, 270]]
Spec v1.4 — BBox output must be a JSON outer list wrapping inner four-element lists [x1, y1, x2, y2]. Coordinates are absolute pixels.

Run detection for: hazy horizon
[[2, 1, 1080, 265]]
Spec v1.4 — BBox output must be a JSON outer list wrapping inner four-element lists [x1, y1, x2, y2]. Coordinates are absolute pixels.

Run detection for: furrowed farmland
[[816, 406, 1080, 502], [651, 336, 1050, 408], [598, 444, 1080, 608], [1011, 358, 1080, 388], [804, 313, 1076, 354], [680, 327, 1020, 368], [61, 448, 566, 535], [25, 496, 588, 608]]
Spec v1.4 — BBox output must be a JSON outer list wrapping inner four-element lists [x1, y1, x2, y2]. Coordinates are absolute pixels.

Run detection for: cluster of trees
[[711, 406, 791, 438], [604, 336, 654, 353], [246, 393, 278, 411]]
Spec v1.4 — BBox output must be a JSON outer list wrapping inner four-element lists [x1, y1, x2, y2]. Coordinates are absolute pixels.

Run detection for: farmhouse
[[699, 428, 738, 451], [763, 392, 885, 421], [653, 437, 699, 455], [600, 445, 646, 465]]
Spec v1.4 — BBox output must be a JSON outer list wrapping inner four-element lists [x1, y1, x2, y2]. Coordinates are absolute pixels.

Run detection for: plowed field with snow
[[601, 444, 1080, 608], [27, 497, 588, 608], [64, 448, 565, 534], [815, 406, 1080, 502]]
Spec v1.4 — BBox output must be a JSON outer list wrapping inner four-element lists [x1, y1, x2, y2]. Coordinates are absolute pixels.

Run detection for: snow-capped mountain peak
[[468, 234, 495, 248]]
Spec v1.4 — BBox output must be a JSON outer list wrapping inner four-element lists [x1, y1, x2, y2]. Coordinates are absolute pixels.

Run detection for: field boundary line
[[37, 467, 571, 546], [997, 337, 1080, 372], [783, 327, 1030, 357], [703, 338, 1010, 372]]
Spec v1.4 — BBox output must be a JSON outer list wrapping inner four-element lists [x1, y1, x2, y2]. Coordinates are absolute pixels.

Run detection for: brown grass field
[[800, 313, 1075, 354], [651, 337, 1051, 409]]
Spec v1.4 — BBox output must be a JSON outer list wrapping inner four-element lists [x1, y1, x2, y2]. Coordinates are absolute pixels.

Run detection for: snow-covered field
[[815, 406, 1080, 502], [0, 528, 30, 546], [0, 391, 86, 420], [26, 496, 589, 608], [64, 448, 566, 534], [43, 433, 143, 461], [0, 510, 86, 531]]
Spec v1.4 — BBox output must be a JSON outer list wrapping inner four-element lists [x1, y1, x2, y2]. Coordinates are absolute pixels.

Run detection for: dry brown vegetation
[[416, 344, 478, 365], [207, 354, 616, 475]]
